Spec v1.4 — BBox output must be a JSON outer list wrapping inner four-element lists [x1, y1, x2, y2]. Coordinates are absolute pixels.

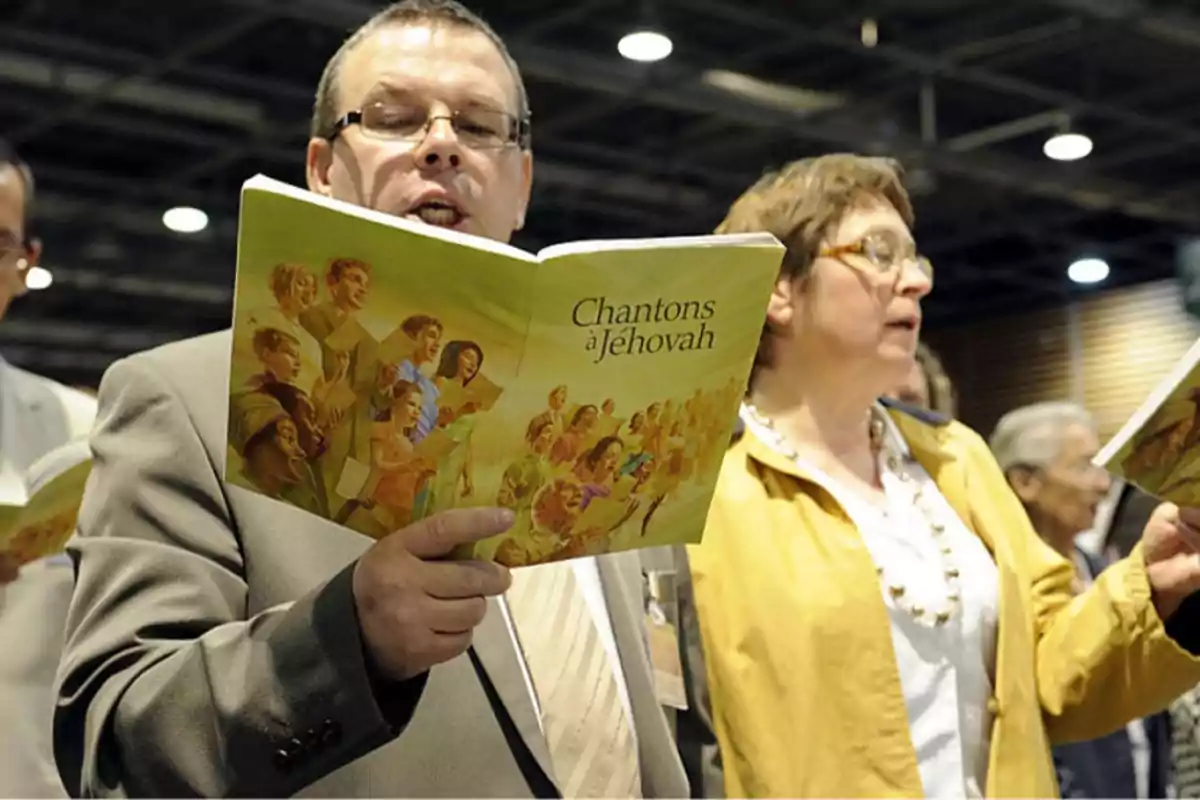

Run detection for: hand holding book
[[223, 175, 784, 566], [1095, 334, 1200, 619]]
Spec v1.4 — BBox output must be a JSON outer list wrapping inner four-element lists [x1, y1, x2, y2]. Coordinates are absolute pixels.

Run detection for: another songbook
[[1095, 335, 1200, 503], [0, 438, 92, 566], [224, 175, 784, 566]]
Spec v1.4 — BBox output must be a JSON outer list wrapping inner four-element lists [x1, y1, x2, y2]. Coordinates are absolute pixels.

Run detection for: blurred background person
[[991, 401, 1171, 799], [887, 340, 957, 418], [0, 138, 97, 797], [675, 153, 1200, 798]]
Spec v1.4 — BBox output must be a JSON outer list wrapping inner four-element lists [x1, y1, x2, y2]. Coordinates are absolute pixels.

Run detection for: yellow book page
[[0, 459, 92, 566], [468, 235, 783, 566], [226, 180, 535, 537]]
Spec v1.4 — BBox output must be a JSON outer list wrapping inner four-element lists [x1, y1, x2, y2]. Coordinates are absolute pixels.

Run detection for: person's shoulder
[[102, 329, 232, 388], [97, 329, 233, 424], [879, 397, 997, 464], [3, 361, 98, 435], [879, 396, 953, 427]]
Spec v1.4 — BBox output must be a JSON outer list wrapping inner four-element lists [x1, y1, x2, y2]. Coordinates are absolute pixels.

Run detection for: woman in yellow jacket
[[680, 154, 1200, 798]]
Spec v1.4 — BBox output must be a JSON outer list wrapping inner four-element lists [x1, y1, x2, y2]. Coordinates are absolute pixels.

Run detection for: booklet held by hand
[[0, 438, 92, 567], [224, 175, 784, 566], [1096, 335, 1200, 504]]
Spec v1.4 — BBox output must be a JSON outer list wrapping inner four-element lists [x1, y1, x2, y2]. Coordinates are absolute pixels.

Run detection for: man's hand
[[352, 507, 514, 682], [1142, 502, 1200, 620], [0, 553, 19, 585]]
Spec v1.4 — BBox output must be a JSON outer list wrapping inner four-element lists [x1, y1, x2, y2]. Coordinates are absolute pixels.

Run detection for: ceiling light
[[1068, 257, 1109, 284], [24, 265, 52, 290], [618, 30, 673, 62], [1043, 131, 1093, 161], [162, 206, 209, 234], [861, 18, 879, 48]]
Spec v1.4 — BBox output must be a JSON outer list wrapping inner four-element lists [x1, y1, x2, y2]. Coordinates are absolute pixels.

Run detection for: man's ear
[[514, 150, 533, 231], [1005, 465, 1042, 504], [306, 138, 335, 198]]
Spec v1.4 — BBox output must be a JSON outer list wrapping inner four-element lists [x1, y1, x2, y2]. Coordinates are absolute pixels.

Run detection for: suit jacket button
[[273, 748, 294, 773]]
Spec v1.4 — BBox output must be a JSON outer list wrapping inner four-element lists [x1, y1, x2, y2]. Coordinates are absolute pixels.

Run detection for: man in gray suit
[[0, 138, 98, 798], [54, 2, 687, 797]]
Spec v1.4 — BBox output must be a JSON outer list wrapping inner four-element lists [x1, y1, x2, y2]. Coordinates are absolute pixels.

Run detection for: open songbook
[[0, 438, 92, 566], [224, 175, 785, 566], [1095, 335, 1200, 504]]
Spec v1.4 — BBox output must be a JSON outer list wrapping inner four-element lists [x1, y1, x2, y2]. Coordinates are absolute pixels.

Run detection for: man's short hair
[[989, 401, 1097, 474], [0, 137, 36, 224], [310, 0, 531, 145]]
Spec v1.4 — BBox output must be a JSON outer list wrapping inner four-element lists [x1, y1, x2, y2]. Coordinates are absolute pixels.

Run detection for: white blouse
[[741, 405, 1002, 798]]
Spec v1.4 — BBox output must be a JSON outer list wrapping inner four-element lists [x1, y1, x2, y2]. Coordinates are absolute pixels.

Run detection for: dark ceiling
[[3, 0, 1200, 387]]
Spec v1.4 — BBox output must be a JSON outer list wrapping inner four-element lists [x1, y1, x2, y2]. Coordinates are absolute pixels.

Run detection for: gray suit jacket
[[54, 331, 688, 798], [0, 358, 97, 799]]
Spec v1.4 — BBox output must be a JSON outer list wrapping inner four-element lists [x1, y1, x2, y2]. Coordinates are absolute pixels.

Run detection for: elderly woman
[[991, 401, 1171, 799], [678, 154, 1200, 798]]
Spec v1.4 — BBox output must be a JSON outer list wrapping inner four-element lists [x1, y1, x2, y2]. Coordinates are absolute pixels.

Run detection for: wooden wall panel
[[1079, 282, 1198, 441], [923, 279, 1199, 443], [923, 306, 1070, 441]]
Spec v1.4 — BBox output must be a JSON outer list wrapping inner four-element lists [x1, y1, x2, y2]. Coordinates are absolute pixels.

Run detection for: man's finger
[[402, 508, 514, 559], [0, 556, 19, 585], [1178, 517, 1200, 553], [424, 596, 490, 634], [1179, 505, 1200, 532], [424, 631, 475, 666], [423, 559, 512, 600]]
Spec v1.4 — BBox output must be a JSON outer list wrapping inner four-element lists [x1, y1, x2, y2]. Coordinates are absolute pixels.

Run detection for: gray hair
[[310, 0, 530, 143], [989, 401, 1097, 473]]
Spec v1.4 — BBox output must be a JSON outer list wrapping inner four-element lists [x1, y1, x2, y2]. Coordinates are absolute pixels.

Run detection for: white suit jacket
[[0, 357, 96, 798]]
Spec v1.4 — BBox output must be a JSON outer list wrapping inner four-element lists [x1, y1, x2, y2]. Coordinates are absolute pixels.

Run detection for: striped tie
[[506, 562, 643, 798]]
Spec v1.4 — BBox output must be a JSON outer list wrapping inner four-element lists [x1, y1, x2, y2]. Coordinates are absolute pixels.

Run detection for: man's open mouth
[[407, 200, 466, 227]]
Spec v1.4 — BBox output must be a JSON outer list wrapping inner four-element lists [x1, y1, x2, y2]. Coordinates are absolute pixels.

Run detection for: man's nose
[[412, 117, 463, 169]]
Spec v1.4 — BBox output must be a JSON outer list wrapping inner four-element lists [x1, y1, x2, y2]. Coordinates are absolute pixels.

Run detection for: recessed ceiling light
[[618, 30, 673, 62], [162, 206, 209, 234], [1068, 257, 1109, 284], [24, 265, 52, 290], [861, 18, 879, 48], [1043, 132, 1093, 161]]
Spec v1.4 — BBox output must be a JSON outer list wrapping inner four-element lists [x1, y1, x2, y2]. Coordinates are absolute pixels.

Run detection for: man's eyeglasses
[[820, 231, 933, 283], [327, 101, 531, 150]]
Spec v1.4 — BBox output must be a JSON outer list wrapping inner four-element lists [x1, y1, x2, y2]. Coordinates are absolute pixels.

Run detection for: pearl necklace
[[742, 403, 963, 627]]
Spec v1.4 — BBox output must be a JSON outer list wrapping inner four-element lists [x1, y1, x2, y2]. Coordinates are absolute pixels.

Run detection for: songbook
[[224, 175, 784, 566]]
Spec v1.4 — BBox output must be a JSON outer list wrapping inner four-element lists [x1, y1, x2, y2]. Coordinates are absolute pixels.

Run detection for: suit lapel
[[469, 597, 558, 790]]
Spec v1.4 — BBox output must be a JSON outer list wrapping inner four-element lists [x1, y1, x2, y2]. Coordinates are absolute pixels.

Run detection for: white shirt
[[498, 558, 636, 736], [742, 404, 1001, 798]]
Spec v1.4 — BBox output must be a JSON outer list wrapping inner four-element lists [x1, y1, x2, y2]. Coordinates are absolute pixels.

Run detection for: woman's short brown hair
[[718, 153, 914, 282], [718, 154, 916, 384]]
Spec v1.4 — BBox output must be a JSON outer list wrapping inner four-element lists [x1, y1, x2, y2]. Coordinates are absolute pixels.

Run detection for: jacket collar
[[736, 404, 993, 555]]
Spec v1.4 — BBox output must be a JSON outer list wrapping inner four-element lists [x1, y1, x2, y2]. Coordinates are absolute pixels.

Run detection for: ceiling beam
[[683, 0, 1200, 149], [6, 10, 273, 145], [220, 0, 1200, 226]]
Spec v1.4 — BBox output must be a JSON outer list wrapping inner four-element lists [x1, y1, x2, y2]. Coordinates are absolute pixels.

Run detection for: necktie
[[506, 562, 643, 798]]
